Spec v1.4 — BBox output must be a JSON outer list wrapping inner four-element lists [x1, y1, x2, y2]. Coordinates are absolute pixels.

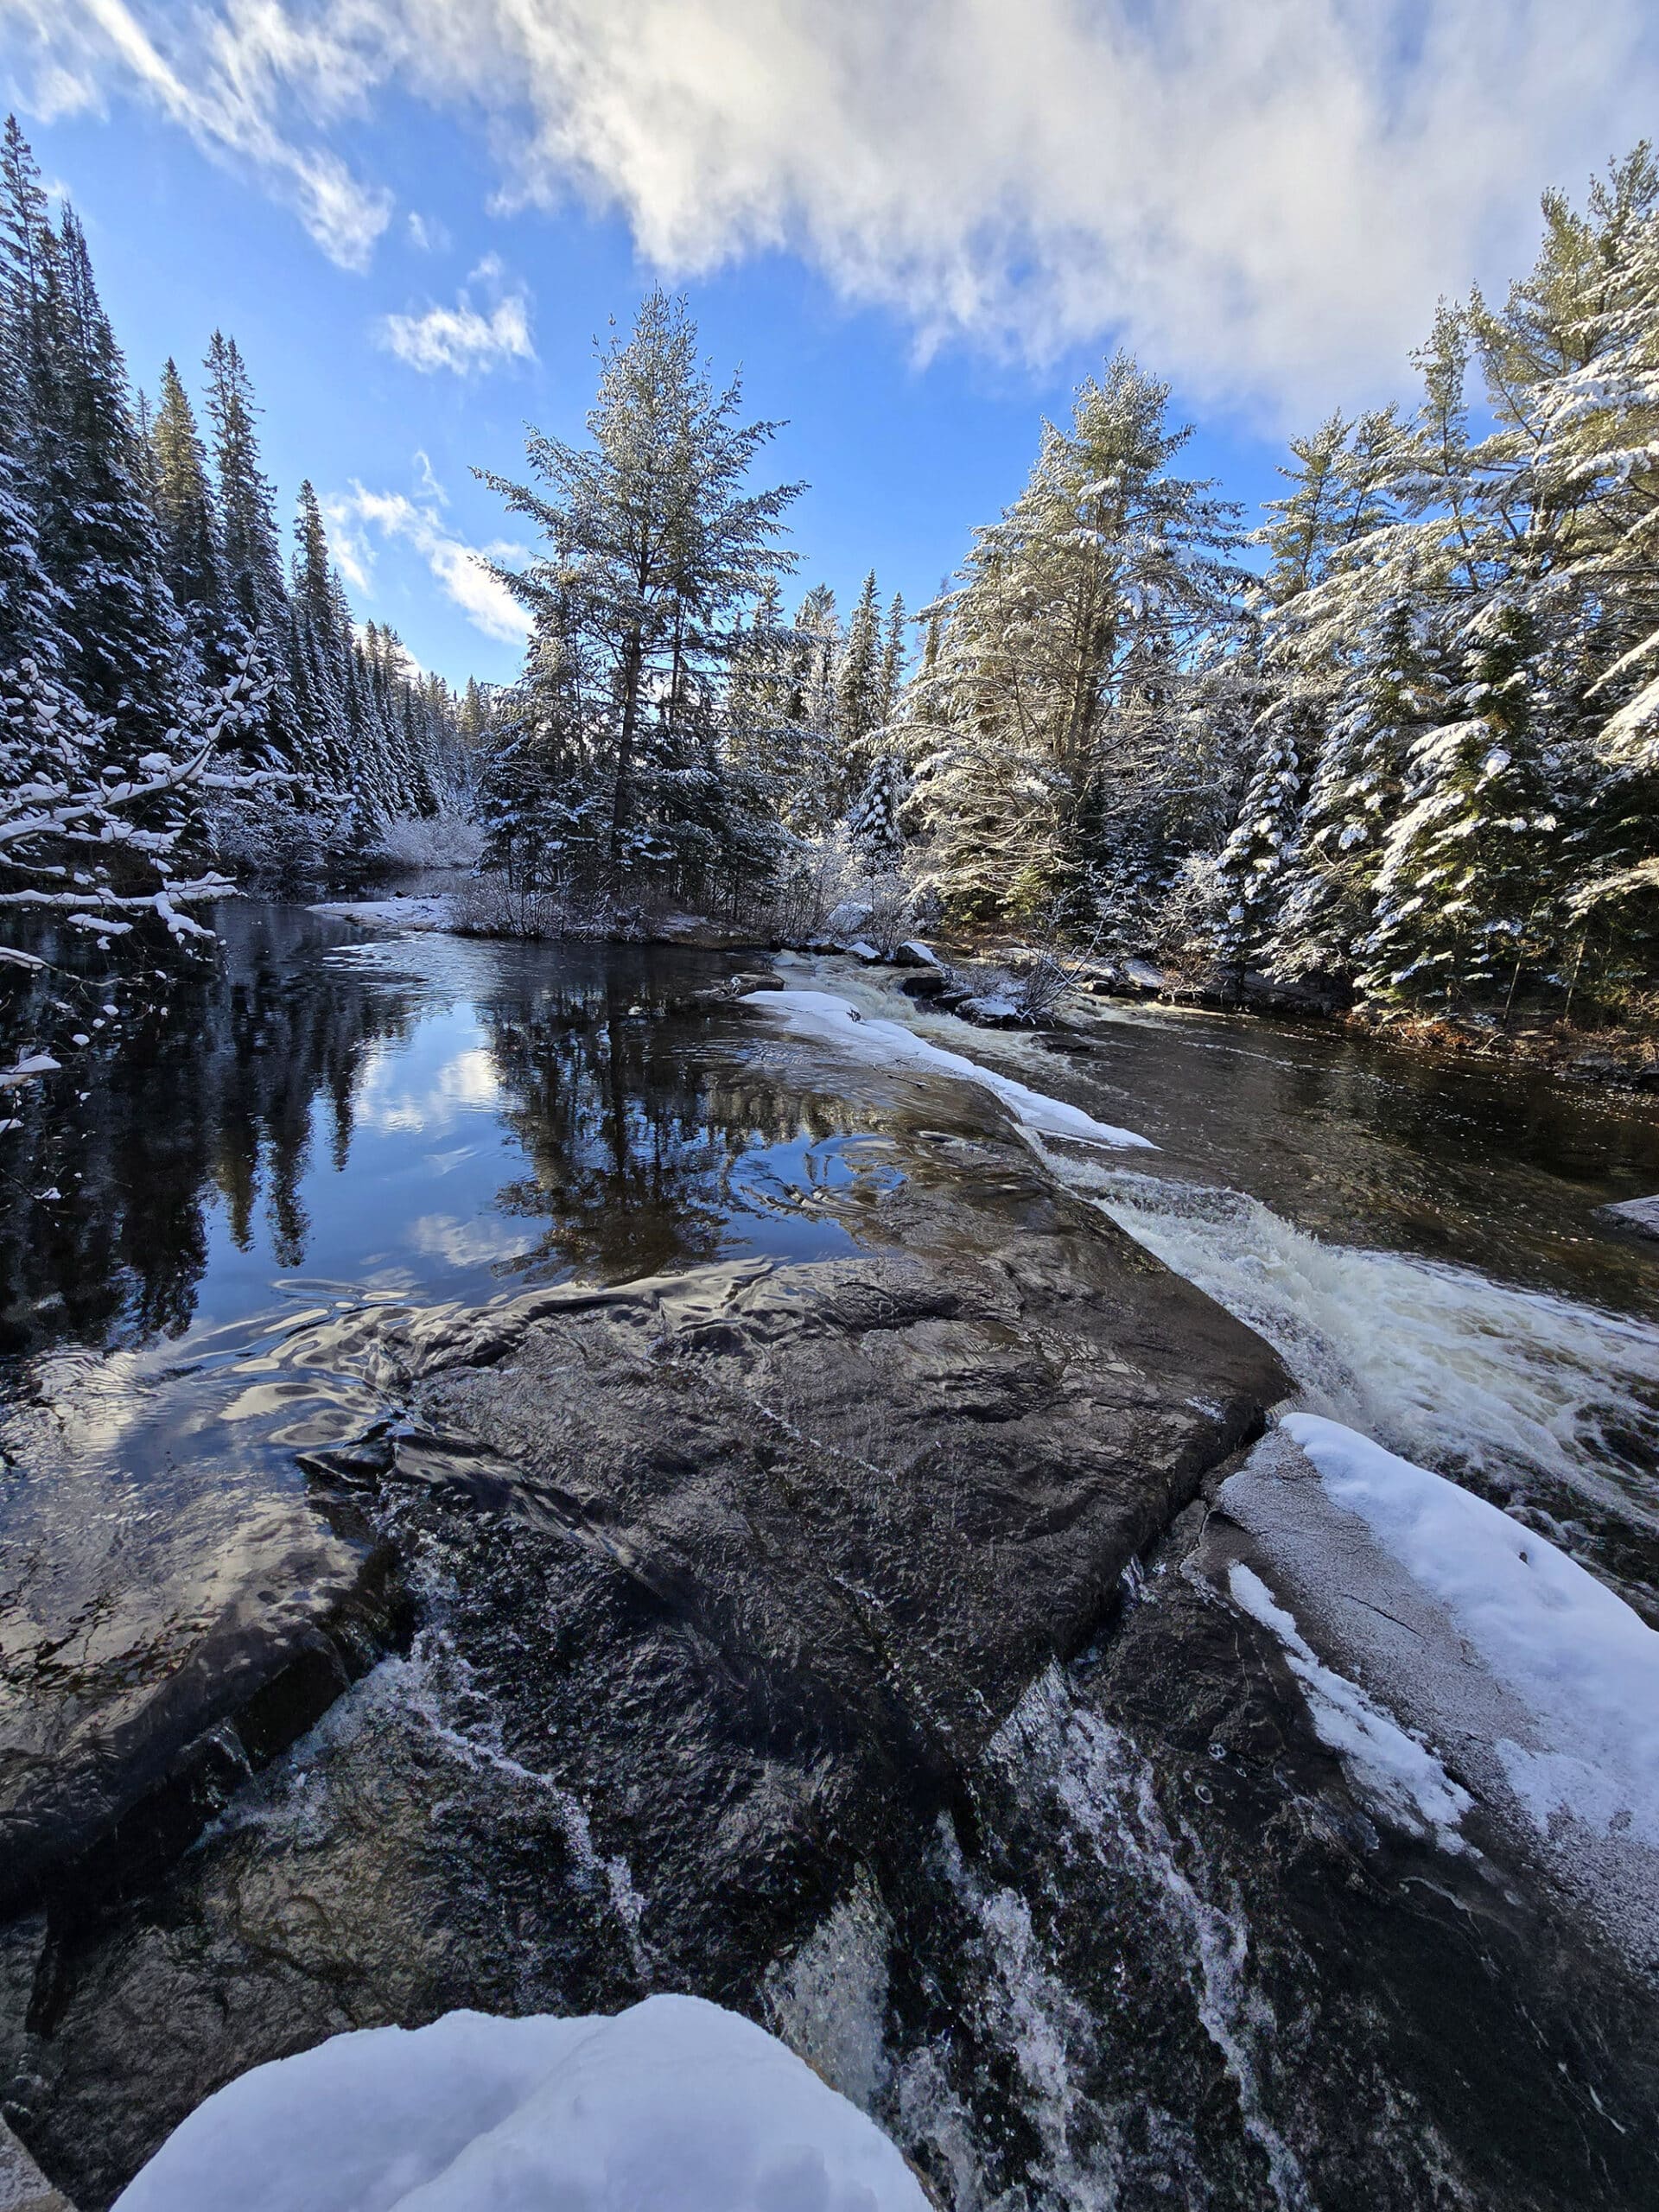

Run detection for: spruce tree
[[205, 333, 288, 657], [478, 288, 798, 899], [836, 569, 883, 773], [914, 353, 1242, 927], [149, 358, 223, 671], [878, 592, 908, 726]]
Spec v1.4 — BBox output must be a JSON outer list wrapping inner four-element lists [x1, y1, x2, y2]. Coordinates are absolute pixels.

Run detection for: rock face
[[0, 1498, 408, 1923], [403, 1144, 1281, 1789], [1604, 1192, 1659, 1239], [2, 1109, 1285, 2208]]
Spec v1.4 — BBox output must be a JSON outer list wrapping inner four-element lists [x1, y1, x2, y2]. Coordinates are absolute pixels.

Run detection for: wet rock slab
[[2, 1116, 1286, 2205], [0, 1495, 406, 1920], [394, 1134, 1284, 1783]]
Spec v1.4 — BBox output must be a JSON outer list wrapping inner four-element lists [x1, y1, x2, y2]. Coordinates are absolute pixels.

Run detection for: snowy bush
[[448, 871, 644, 942], [373, 811, 485, 871], [765, 830, 928, 953]]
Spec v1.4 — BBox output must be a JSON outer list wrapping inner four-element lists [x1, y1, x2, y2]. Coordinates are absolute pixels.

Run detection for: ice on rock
[[113, 1993, 928, 2212], [308, 895, 454, 932], [1226, 1559, 1471, 1849], [752, 988, 1154, 1149]]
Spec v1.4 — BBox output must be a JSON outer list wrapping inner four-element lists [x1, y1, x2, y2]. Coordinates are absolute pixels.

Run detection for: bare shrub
[[448, 873, 644, 941]]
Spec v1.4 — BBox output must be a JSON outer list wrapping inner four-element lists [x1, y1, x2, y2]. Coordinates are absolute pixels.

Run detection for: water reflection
[[0, 909, 872, 1367]]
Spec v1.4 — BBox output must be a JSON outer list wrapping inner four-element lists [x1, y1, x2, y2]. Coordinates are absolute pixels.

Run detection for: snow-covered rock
[[0, 1052, 60, 1087], [955, 993, 1027, 1027], [113, 1994, 927, 2212], [1279, 1413, 1659, 1850], [821, 899, 873, 941], [1604, 1192, 1659, 1240], [1216, 1414, 1659, 1950]]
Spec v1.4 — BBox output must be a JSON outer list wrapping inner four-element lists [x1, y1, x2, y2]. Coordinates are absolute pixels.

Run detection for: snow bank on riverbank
[[114, 1993, 927, 2212], [749, 988, 1155, 1149], [308, 894, 454, 931]]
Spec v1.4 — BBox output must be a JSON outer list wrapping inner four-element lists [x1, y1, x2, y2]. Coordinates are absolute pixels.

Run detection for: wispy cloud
[[13, 1, 1659, 415], [406, 208, 449, 252], [326, 478, 531, 645], [8, 0, 391, 269], [378, 253, 534, 374], [412, 448, 448, 503]]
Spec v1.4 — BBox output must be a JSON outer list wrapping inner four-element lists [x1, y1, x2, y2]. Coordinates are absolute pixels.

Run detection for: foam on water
[[991, 1665, 1316, 2212], [1042, 1156, 1659, 1522]]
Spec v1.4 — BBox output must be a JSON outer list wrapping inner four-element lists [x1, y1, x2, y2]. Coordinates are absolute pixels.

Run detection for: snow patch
[[308, 894, 454, 932], [750, 988, 1154, 1149], [0, 1052, 60, 1086], [1225, 1560, 1471, 1849], [1282, 1412, 1659, 1847], [113, 1993, 929, 2212]]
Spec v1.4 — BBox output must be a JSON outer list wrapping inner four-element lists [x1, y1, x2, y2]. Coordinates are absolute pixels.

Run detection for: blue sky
[[8, 3, 1656, 692]]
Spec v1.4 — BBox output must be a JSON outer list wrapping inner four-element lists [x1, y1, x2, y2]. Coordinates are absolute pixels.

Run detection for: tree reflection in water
[[0, 906, 880, 1366]]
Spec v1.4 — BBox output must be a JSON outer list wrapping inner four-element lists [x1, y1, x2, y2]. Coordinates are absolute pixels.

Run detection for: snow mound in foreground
[[1282, 1412, 1659, 1845], [113, 1993, 928, 2212], [752, 988, 1154, 1149]]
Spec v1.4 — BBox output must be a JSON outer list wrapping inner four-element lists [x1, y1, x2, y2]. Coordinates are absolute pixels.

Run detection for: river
[[3, 899, 1657, 2210]]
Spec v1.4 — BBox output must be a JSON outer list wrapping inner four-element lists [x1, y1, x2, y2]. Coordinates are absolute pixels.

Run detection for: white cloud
[[406, 1211, 526, 1267], [326, 480, 532, 645], [378, 253, 535, 373], [12, 1, 1659, 415], [7, 0, 391, 269], [412, 448, 448, 503], [406, 208, 449, 251]]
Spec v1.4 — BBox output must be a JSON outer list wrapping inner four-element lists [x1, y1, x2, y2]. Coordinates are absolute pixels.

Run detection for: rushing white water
[[800, 957, 1659, 1532], [1048, 1158, 1659, 1521]]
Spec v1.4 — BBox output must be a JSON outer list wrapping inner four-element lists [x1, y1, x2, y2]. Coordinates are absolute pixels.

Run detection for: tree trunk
[[609, 631, 645, 878]]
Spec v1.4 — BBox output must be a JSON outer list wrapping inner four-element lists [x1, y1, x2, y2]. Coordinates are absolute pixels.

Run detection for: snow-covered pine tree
[[290, 479, 352, 790], [835, 569, 883, 785], [1334, 308, 1557, 1009], [204, 330, 291, 765], [913, 352, 1243, 930], [149, 358, 224, 682], [847, 747, 911, 873], [0, 157, 177, 768], [1212, 702, 1302, 984], [1480, 148, 1659, 1000], [778, 582, 843, 830], [1212, 416, 1355, 978], [477, 289, 798, 905], [878, 591, 908, 728]]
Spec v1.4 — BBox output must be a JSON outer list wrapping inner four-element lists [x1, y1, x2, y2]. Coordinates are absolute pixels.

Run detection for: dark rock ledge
[[1, 1109, 1288, 2206]]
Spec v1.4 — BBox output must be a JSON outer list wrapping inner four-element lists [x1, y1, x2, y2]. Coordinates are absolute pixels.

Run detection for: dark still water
[[0, 905, 881, 1366]]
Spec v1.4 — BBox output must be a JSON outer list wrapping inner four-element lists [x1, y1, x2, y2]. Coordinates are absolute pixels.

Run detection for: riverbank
[[308, 891, 1659, 1106]]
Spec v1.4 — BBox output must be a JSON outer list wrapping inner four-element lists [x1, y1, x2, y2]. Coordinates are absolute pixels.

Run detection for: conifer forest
[[2, 115, 1657, 1037]]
